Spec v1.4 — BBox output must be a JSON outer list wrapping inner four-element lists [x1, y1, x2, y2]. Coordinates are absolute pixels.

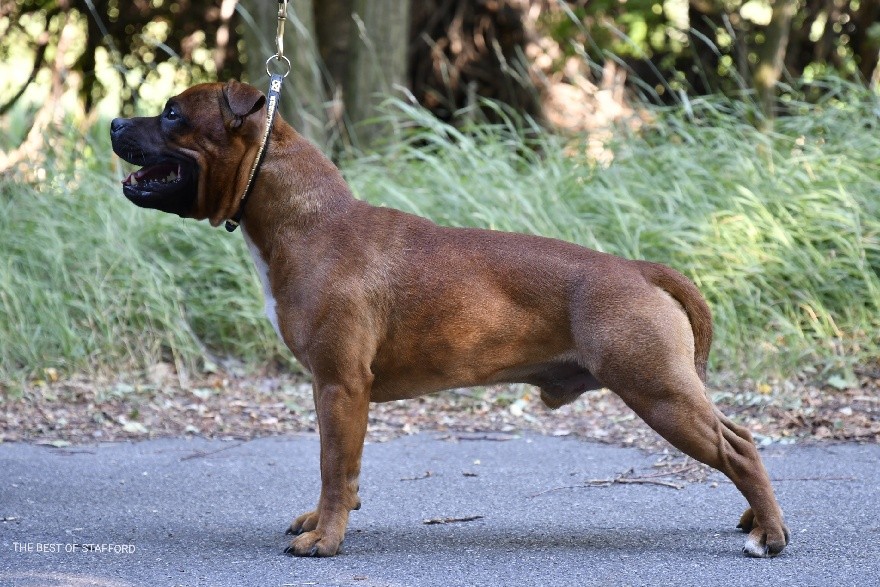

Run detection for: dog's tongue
[[122, 163, 179, 185]]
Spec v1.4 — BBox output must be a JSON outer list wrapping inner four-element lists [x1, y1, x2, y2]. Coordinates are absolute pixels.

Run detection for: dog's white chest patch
[[241, 226, 283, 341]]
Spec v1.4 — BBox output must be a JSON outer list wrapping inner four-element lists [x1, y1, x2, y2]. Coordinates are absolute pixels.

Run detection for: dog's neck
[[239, 119, 356, 259]]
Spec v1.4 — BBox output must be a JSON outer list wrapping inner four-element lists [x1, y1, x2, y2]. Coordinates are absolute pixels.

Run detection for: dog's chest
[[241, 227, 283, 341]]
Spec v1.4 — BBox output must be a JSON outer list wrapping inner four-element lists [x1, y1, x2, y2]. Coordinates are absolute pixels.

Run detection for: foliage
[[2, 1, 876, 129], [1, 80, 878, 387], [0, 0, 243, 115], [539, 0, 880, 101], [409, 0, 540, 123]]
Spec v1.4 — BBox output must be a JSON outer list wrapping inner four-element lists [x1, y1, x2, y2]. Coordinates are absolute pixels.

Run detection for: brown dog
[[110, 80, 789, 558]]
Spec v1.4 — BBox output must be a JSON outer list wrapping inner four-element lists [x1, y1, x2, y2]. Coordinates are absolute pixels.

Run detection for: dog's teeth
[[168, 171, 178, 181]]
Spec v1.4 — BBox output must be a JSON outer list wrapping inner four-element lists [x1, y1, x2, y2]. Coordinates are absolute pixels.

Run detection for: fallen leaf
[[122, 421, 148, 434], [39, 439, 71, 448]]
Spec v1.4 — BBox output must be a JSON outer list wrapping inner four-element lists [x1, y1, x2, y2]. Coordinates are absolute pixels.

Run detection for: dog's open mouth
[[122, 161, 191, 195], [119, 158, 198, 216]]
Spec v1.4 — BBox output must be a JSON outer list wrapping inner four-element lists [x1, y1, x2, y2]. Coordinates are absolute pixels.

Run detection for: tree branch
[[0, 8, 59, 116]]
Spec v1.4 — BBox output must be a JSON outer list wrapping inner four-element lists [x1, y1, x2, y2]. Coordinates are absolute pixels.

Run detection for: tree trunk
[[240, 0, 327, 147], [344, 0, 410, 149], [849, 0, 880, 83], [687, 0, 724, 95], [752, 0, 796, 124], [783, 0, 822, 78], [314, 0, 353, 91]]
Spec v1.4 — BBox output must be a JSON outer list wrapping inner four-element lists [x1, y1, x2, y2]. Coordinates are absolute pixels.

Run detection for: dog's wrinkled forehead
[[163, 82, 265, 143], [173, 84, 219, 114], [166, 83, 227, 137]]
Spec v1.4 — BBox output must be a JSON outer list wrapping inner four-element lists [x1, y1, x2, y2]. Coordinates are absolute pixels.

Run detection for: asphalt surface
[[1, 434, 878, 587]]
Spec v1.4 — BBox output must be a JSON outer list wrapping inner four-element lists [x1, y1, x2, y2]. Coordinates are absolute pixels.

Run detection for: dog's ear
[[222, 80, 266, 128]]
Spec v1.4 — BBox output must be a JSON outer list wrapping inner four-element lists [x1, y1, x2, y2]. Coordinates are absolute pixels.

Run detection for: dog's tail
[[637, 261, 713, 383]]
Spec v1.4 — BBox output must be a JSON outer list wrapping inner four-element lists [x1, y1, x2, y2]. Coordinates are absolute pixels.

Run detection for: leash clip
[[266, 0, 291, 78], [275, 1, 288, 61]]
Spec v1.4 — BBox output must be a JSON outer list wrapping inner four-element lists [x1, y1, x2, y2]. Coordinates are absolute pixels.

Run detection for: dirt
[[2, 363, 878, 449]]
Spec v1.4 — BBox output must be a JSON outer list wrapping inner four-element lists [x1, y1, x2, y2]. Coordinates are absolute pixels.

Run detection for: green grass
[[1, 83, 878, 389], [0, 123, 283, 385]]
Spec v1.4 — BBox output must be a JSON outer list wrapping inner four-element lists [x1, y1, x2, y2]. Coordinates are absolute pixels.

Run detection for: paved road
[[1, 434, 878, 587]]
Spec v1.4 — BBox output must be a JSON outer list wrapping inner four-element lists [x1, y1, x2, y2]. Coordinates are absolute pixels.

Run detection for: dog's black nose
[[110, 118, 129, 134]]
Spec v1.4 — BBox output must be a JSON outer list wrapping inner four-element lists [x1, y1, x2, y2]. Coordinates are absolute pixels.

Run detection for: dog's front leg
[[286, 377, 370, 557]]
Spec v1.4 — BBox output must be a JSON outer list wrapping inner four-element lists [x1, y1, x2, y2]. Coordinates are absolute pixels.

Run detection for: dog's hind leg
[[575, 289, 789, 557], [710, 406, 768, 535], [615, 374, 789, 557]]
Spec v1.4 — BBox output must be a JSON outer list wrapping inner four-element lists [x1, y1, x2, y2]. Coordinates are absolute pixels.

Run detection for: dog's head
[[110, 81, 266, 226]]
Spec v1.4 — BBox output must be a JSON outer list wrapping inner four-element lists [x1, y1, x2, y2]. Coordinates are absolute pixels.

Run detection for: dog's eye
[[164, 108, 180, 121]]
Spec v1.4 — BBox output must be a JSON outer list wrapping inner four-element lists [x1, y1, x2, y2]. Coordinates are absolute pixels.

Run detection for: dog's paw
[[286, 510, 319, 536], [742, 524, 790, 558], [284, 530, 343, 557], [736, 508, 790, 557]]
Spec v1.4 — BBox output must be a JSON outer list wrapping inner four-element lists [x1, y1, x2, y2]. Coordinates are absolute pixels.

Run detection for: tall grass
[[1, 82, 878, 388], [0, 126, 284, 384]]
